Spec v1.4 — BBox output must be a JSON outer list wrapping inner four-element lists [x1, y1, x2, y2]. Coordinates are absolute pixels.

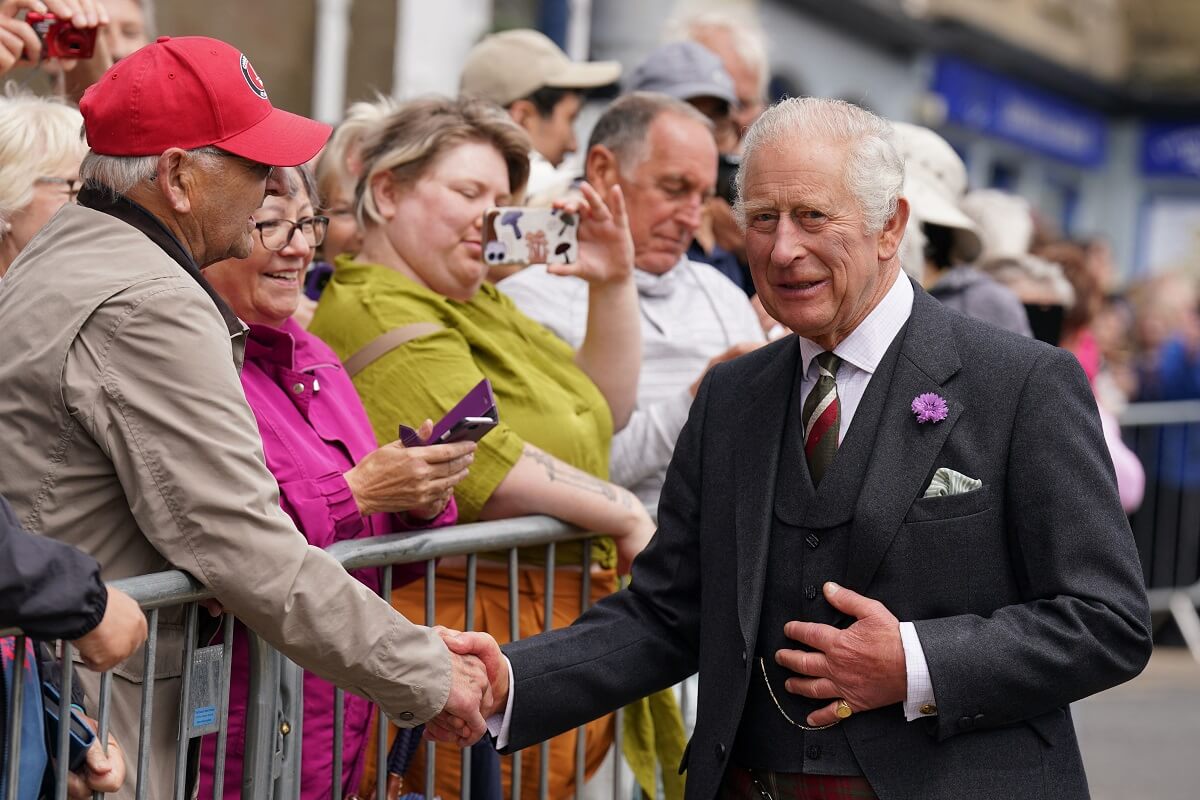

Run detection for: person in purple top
[[196, 165, 476, 799]]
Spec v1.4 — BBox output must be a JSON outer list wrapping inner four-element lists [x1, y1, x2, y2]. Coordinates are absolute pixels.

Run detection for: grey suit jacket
[[502, 285, 1152, 800]]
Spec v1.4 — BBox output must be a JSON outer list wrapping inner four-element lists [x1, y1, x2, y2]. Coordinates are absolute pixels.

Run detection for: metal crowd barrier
[[2, 513, 640, 800], [11, 398, 1200, 799], [1119, 400, 1200, 663]]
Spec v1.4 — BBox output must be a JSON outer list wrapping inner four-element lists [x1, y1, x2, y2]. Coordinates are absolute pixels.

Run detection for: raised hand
[[546, 181, 634, 286], [71, 586, 148, 672], [776, 582, 908, 727], [344, 422, 475, 517]]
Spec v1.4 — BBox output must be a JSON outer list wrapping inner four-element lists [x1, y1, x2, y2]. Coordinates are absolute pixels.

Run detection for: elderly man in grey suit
[[436, 97, 1152, 799]]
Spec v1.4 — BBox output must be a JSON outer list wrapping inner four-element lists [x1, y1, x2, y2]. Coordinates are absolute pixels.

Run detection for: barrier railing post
[[575, 541, 591, 796], [134, 609, 159, 800], [425, 558, 437, 799], [92, 671, 112, 800], [211, 614, 235, 800], [242, 631, 280, 800], [53, 641, 75, 800], [172, 603, 199, 800], [508, 547, 521, 800], [376, 565, 393, 800]]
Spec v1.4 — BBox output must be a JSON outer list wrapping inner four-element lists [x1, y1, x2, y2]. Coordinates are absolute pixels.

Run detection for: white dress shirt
[[794, 270, 936, 721], [489, 271, 936, 746]]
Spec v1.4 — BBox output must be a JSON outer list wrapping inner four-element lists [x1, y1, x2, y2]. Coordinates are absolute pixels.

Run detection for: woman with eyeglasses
[[0, 86, 87, 279], [198, 165, 477, 800]]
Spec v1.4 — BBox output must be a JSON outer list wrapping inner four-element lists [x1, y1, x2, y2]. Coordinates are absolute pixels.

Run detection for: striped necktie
[[802, 351, 843, 487]]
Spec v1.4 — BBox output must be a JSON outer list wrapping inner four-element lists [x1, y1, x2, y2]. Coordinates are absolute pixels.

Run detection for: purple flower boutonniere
[[911, 393, 949, 424]]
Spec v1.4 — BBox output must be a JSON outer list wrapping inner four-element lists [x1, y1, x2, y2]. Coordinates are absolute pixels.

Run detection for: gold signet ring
[[835, 699, 853, 719]]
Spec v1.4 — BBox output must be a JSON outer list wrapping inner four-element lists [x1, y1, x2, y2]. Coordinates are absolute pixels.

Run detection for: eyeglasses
[[35, 177, 83, 201], [254, 216, 329, 252]]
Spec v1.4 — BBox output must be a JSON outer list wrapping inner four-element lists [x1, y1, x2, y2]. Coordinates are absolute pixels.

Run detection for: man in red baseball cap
[[0, 36, 492, 799]]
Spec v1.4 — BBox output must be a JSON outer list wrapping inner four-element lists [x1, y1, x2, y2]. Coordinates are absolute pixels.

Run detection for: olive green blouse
[[309, 256, 616, 568]]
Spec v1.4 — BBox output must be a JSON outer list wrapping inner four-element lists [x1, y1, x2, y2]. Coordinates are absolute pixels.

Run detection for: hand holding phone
[[399, 379, 499, 447]]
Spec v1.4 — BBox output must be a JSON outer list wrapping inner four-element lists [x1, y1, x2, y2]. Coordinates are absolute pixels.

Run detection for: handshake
[[424, 626, 510, 747]]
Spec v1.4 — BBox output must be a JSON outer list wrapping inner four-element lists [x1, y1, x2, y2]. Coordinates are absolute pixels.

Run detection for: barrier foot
[[1168, 591, 1200, 665]]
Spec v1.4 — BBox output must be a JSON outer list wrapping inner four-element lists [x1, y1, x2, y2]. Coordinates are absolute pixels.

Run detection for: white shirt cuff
[[899, 621, 938, 721], [485, 655, 516, 749]]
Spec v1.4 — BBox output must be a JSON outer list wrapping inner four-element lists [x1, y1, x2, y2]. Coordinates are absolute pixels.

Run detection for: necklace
[[758, 658, 840, 731]]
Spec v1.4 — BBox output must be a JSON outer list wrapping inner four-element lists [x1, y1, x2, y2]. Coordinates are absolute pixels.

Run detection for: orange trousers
[[361, 564, 617, 800]]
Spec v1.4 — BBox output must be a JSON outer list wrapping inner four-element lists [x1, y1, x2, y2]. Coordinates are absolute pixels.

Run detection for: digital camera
[[25, 12, 97, 60]]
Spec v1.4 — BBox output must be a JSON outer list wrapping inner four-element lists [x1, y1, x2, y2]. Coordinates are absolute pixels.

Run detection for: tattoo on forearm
[[523, 444, 634, 508]]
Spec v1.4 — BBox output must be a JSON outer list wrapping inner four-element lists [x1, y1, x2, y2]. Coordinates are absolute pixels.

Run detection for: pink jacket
[[199, 319, 455, 799]]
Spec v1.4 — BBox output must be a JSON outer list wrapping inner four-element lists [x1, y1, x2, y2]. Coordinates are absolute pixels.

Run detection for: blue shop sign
[[1142, 122, 1200, 179], [931, 55, 1107, 168]]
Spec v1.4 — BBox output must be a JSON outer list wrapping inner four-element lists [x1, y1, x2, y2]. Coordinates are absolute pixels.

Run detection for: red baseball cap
[[80, 36, 331, 167]]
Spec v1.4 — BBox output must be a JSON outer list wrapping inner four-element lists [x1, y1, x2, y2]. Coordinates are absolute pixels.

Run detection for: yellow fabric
[[310, 256, 616, 568], [622, 689, 687, 800]]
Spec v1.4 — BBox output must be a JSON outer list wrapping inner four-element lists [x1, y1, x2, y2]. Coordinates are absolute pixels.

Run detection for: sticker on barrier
[[188, 644, 224, 737]]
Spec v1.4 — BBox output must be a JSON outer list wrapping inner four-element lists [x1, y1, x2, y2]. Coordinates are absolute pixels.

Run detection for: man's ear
[[584, 145, 621, 194], [369, 171, 399, 221], [877, 196, 910, 263], [156, 149, 192, 214], [508, 99, 538, 131]]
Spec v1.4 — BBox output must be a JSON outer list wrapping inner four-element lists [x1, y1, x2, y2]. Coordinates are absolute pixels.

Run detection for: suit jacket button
[[974, 713, 985, 723], [805, 584, 818, 600], [715, 742, 726, 761], [805, 744, 822, 760], [805, 533, 820, 549], [741, 649, 748, 665], [958, 716, 974, 731]]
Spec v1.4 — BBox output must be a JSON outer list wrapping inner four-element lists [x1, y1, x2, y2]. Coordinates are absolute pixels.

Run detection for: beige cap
[[460, 29, 621, 107]]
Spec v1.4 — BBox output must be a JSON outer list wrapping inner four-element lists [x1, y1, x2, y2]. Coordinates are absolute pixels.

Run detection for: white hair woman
[[0, 87, 87, 277]]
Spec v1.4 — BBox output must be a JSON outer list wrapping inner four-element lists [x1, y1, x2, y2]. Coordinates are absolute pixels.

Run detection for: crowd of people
[[0, 1, 1171, 799]]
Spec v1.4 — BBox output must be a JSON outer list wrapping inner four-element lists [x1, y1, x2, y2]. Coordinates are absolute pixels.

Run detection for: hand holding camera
[[0, 0, 107, 77]]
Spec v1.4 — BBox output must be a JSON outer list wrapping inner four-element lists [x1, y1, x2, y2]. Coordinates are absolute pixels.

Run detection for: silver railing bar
[[331, 688, 344, 799], [462, 553, 477, 800], [575, 541, 591, 796], [211, 614, 235, 800], [173, 603, 199, 800], [508, 547, 522, 800], [424, 558, 437, 800], [133, 609, 159, 800], [1119, 400, 1200, 427], [53, 641, 75, 800], [92, 670, 112, 800], [376, 565, 394, 800]]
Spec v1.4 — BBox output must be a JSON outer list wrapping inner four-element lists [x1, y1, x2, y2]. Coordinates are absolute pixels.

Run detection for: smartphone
[[482, 207, 579, 267], [41, 681, 96, 772], [399, 379, 498, 447]]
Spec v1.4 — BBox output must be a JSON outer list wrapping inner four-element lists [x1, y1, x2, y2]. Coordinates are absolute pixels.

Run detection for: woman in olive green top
[[308, 96, 654, 799]]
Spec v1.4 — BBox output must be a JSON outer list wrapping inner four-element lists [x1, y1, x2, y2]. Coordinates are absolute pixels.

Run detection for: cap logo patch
[[240, 53, 268, 100]]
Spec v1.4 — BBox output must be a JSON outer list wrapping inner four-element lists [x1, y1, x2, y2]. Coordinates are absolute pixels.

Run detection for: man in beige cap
[[460, 29, 619, 199]]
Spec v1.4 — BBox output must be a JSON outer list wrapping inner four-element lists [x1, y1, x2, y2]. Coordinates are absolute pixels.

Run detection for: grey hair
[[586, 91, 713, 173], [79, 145, 225, 196], [666, 10, 770, 97], [0, 84, 86, 236], [736, 97, 904, 235]]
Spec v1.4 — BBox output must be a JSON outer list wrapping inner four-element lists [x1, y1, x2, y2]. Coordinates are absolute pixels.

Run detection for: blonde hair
[[314, 94, 403, 211], [0, 85, 87, 234], [356, 95, 531, 227]]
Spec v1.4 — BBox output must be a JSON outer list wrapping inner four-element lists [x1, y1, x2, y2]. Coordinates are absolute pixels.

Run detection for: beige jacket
[[0, 195, 450, 720]]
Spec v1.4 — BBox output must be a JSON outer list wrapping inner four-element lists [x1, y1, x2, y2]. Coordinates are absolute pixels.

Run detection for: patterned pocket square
[[923, 467, 982, 498]]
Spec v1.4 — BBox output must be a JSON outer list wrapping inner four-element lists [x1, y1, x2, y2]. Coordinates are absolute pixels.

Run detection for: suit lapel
[[734, 337, 801, 650], [844, 288, 964, 593]]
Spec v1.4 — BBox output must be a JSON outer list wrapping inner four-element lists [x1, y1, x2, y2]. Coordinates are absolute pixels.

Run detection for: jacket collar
[[77, 184, 244, 338]]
